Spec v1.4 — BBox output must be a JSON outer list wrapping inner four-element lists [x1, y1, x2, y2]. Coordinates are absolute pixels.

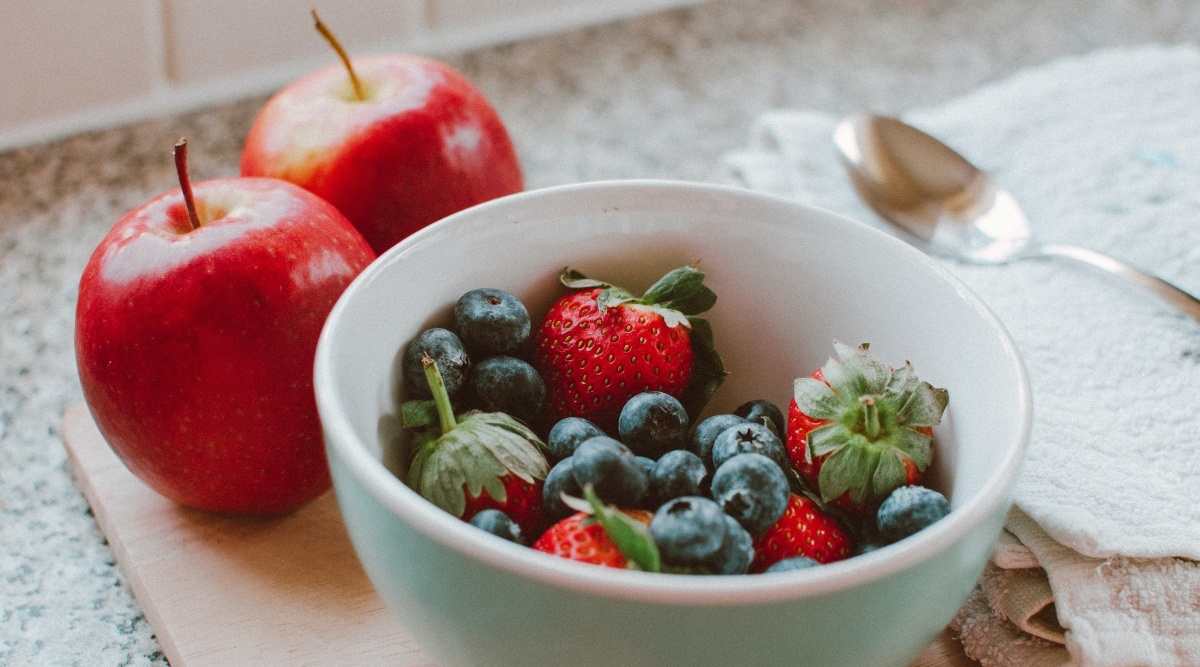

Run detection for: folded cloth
[[980, 559, 1063, 645], [990, 529, 1040, 571], [719, 44, 1200, 666], [1005, 508, 1200, 667], [951, 586, 1073, 667]]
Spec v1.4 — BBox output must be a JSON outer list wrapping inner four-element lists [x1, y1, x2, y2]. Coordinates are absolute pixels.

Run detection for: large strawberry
[[406, 355, 549, 535], [533, 265, 725, 433], [531, 487, 659, 570], [750, 493, 853, 573], [786, 342, 948, 517]]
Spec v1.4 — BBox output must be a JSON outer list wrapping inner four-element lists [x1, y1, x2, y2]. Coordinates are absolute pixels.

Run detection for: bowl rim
[[315, 178, 1032, 605]]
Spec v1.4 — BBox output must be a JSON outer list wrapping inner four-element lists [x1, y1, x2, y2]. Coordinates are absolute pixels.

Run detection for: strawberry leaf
[[407, 438, 438, 489], [409, 412, 549, 518], [824, 342, 888, 397], [806, 421, 854, 459], [665, 288, 717, 317], [889, 427, 934, 470], [890, 363, 949, 427], [414, 440, 504, 517], [818, 444, 880, 504], [401, 399, 439, 429], [679, 316, 726, 420], [641, 265, 717, 315], [871, 450, 908, 501], [559, 268, 611, 290], [640, 265, 700, 303], [560, 492, 593, 514], [596, 286, 636, 311], [460, 412, 551, 483], [793, 377, 842, 421], [584, 486, 661, 573]]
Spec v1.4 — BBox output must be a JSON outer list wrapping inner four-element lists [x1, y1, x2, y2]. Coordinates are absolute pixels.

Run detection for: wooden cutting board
[[61, 401, 976, 667]]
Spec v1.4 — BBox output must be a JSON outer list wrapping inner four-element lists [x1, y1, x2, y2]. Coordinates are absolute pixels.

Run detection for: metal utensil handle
[[1037, 243, 1200, 323]]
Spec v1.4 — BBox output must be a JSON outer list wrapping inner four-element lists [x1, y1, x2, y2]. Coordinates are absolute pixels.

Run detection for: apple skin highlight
[[241, 55, 524, 255], [75, 178, 376, 514]]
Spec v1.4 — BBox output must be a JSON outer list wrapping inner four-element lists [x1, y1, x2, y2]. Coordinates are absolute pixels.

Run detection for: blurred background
[[0, 0, 707, 151]]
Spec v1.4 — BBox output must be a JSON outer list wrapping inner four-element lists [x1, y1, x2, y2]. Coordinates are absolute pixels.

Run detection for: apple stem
[[173, 139, 201, 231], [311, 9, 365, 101]]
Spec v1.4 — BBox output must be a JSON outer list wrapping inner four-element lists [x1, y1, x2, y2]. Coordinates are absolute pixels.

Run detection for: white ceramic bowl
[[315, 180, 1031, 667]]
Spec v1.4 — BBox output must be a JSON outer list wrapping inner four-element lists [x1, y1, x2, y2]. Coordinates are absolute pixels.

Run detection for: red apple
[[75, 140, 376, 514], [240, 12, 523, 255]]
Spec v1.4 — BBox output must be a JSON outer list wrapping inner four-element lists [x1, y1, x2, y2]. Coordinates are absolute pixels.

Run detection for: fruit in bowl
[[314, 180, 1031, 667], [393, 271, 954, 571]]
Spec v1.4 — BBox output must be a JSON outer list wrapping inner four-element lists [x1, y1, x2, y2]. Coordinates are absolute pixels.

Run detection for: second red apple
[[241, 42, 524, 255]]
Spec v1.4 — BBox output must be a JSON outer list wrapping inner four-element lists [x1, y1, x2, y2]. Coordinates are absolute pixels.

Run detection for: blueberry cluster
[[403, 288, 546, 428], [542, 391, 798, 574]]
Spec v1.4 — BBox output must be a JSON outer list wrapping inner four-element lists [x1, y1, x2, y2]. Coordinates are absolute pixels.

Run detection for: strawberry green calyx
[[560, 265, 717, 324], [581, 486, 661, 572], [558, 265, 727, 417], [408, 356, 549, 518], [793, 342, 948, 506]]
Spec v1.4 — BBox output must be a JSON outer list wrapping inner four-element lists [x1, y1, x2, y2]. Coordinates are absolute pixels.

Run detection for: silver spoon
[[833, 113, 1200, 323]]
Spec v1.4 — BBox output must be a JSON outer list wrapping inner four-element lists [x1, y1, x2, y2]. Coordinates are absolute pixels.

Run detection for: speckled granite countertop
[[2, 0, 1197, 664]]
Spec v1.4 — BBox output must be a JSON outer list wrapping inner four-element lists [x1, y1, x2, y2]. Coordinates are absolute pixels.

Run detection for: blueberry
[[454, 288, 531, 357], [632, 456, 659, 508], [469, 355, 545, 426], [543, 457, 582, 523], [877, 485, 951, 543], [618, 391, 690, 458], [468, 509, 525, 545], [571, 436, 649, 507], [690, 413, 746, 469], [650, 496, 728, 566], [711, 453, 790, 536], [856, 542, 884, 556], [546, 417, 605, 462], [710, 422, 789, 473], [649, 449, 708, 506], [635, 456, 658, 475], [403, 328, 469, 398], [764, 556, 820, 573], [734, 399, 786, 438], [707, 514, 754, 575]]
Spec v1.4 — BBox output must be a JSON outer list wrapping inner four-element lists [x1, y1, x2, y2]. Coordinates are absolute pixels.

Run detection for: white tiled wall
[[164, 0, 423, 85], [0, 0, 710, 152], [0, 0, 164, 142]]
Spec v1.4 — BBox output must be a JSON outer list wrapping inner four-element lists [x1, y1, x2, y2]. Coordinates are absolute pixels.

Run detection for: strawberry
[[533, 509, 655, 569], [462, 474, 545, 539], [531, 487, 659, 570], [786, 342, 948, 517], [749, 493, 853, 573], [406, 355, 550, 535], [533, 265, 725, 433]]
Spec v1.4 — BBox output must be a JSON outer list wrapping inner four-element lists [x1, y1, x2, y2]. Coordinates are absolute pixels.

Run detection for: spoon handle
[[1036, 243, 1200, 323]]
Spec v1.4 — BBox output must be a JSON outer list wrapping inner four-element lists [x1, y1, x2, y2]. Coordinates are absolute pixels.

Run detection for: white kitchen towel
[[719, 44, 1200, 667], [720, 44, 1200, 561], [1005, 508, 1200, 667]]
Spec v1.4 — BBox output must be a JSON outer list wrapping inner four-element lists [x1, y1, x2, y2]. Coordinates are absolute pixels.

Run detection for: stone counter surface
[[2, 1, 1197, 664]]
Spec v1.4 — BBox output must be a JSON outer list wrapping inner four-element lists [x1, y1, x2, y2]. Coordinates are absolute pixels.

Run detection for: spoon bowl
[[833, 113, 1200, 322]]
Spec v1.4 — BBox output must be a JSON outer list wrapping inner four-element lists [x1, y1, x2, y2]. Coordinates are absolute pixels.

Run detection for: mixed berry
[[396, 265, 951, 574]]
